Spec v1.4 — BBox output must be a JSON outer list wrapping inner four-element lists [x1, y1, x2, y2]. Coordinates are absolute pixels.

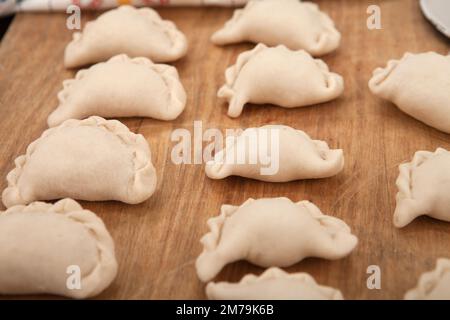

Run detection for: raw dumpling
[[211, 0, 340, 56], [405, 259, 450, 300], [2, 116, 157, 208], [49, 55, 186, 127], [205, 125, 344, 182], [206, 267, 344, 300], [196, 197, 358, 282], [65, 5, 188, 68], [394, 148, 450, 228], [218, 44, 344, 118], [0, 199, 117, 299], [369, 52, 450, 133]]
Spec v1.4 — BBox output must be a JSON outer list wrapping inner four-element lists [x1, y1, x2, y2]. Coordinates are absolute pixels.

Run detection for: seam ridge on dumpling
[[196, 198, 254, 281], [1, 198, 118, 299], [206, 267, 344, 300], [368, 53, 411, 93], [297, 200, 352, 233], [136, 6, 187, 56], [210, 2, 251, 44], [199, 199, 254, 251], [69, 5, 183, 51], [218, 44, 344, 117], [2, 116, 156, 207], [305, 2, 341, 54], [369, 51, 445, 92], [243, 267, 315, 285], [369, 52, 450, 133], [196, 197, 357, 282], [218, 43, 268, 103]]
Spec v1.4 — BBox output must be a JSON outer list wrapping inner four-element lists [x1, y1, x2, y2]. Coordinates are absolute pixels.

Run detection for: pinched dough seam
[[70, 6, 185, 51], [406, 258, 450, 299], [57, 54, 185, 117], [214, 1, 340, 51], [2, 198, 117, 298], [218, 43, 268, 101], [4, 116, 152, 205], [395, 148, 446, 203], [218, 0, 254, 30], [216, 267, 343, 300], [207, 126, 339, 178]]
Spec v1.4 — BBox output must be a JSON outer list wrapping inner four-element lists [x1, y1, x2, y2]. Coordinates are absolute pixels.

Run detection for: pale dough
[[405, 259, 450, 300], [369, 52, 450, 133], [0, 199, 117, 299], [394, 148, 450, 228], [205, 125, 344, 182], [206, 267, 344, 300], [65, 5, 188, 68], [2, 116, 157, 207]]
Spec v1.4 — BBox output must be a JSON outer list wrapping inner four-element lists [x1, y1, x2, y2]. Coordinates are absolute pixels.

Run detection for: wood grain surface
[[0, 0, 449, 300]]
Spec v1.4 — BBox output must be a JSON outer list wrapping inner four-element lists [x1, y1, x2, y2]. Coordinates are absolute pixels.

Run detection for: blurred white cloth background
[[0, 0, 249, 16]]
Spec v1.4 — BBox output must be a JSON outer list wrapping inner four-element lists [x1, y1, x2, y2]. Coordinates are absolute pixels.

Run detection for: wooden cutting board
[[0, 0, 449, 300]]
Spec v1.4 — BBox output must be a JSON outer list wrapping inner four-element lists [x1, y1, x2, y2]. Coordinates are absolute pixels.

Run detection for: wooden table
[[0, 0, 449, 300]]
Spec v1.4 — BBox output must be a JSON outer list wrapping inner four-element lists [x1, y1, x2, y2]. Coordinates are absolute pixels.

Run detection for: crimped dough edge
[[211, 0, 341, 55], [196, 197, 354, 282], [205, 125, 344, 180]]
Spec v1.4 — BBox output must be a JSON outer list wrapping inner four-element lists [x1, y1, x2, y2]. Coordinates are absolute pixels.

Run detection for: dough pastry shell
[[211, 0, 340, 56], [49, 54, 186, 127], [206, 267, 344, 300], [205, 125, 344, 182], [369, 52, 450, 133], [394, 148, 450, 228], [405, 258, 450, 300], [0, 199, 117, 299], [2, 116, 157, 207], [218, 44, 344, 118], [196, 197, 358, 282], [65, 5, 188, 68]]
